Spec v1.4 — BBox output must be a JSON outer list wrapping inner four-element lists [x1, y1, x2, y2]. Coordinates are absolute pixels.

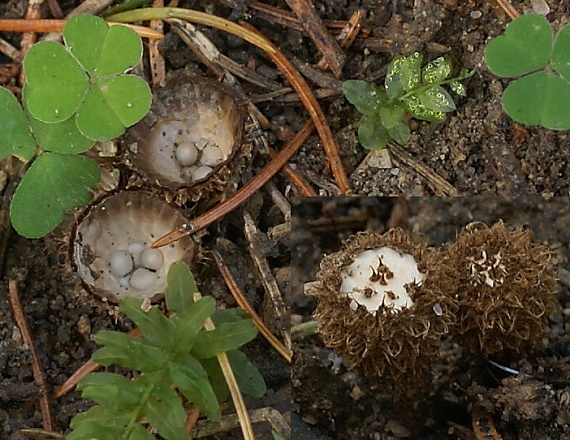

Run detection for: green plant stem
[[399, 71, 474, 101], [291, 320, 319, 341], [193, 291, 256, 440], [124, 375, 157, 439]]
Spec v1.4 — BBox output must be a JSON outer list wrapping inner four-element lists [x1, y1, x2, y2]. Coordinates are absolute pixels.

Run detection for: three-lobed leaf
[[10, 152, 99, 238], [0, 87, 36, 161], [485, 14, 552, 78]]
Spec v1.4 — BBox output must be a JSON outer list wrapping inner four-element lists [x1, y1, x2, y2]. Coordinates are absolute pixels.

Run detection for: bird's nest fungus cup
[[71, 190, 199, 303], [435, 221, 559, 355], [308, 229, 456, 386], [124, 71, 247, 204]]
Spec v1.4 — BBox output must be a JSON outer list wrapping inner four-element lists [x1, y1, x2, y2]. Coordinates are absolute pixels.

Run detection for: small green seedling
[[68, 261, 266, 440], [342, 52, 472, 150], [0, 14, 151, 238], [485, 14, 570, 129]]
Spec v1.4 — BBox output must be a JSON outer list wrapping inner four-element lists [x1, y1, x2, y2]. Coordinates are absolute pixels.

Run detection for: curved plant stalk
[[193, 291, 256, 440], [107, 7, 350, 194], [0, 19, 164, 39]]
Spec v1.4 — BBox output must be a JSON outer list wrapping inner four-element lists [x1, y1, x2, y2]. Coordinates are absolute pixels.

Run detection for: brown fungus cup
[[124, 70, 248, 204], [70, 190, 199, 303], [435, 221, 558, 355], [307, 229, 456, 386]]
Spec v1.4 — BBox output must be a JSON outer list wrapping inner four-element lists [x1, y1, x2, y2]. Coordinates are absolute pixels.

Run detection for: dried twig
[[213, 250, 292, 364], [152, 120, 315, 247], [284, 0, 345, 78], [492, 0, 519, 20], [19, 0, 44, 85], [243, 212, 290, 350], [388, 144, 459, 196], [149, 0, 166, 86], [317, 9, 364, 69], [8, 280, 54, 431]]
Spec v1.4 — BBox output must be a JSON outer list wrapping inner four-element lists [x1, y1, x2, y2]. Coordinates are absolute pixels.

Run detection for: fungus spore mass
[[109, 244, 164, 291], [341, 247, 425, 313]]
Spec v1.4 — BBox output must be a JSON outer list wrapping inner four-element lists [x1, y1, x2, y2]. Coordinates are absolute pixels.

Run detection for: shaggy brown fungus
[[307, 229, 456, 386], [435, 221, 558, 355], [71, 190, 198, 303]]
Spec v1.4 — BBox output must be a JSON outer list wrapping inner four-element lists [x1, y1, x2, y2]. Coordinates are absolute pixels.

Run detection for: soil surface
[[2, 0, 570, 439], [292, 197, 570, 440]]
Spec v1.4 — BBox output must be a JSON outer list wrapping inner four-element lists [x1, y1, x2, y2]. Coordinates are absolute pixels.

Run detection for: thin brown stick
[[8, 280, 54, 431], [0, 19, 164, 39], [213, 251, 292, 364], [285, 0, 345, 78], [240, 21, 350, 194], [54, 328, 141, 398], [492, 0, 519, 20], [152, 120, 315, 248], [19, 0, 44, 85], [150, 0, 166, 86], [317, 9, 364, 69], [185, 407, 201, 432], [47, 0, 64, 18], [281, 163, 318, 196], [388, 144, 459, 196]]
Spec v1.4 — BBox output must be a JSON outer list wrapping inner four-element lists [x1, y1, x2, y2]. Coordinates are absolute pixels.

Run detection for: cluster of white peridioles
[[108, 242, 164, 291]]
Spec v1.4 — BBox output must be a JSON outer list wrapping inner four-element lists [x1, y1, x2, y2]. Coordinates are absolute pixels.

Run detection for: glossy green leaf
[[211, 308, 250, 326], [28, 115, 94, 154], [404, 94, 446, 122], [385, 56, 406, 99], [64, 14, 143, 77], [68, 406, 127, 440], [342, 80, 386, 115], [173, 297, 216, 353], [552, 24, 570, 82], [379, 104, 406, 129], [192, 320, 258, 358], [400, 52, 422, 91], [10, 153, 99, 238], [422, 57, 452, 84], [78, 372, 145, 411], [120, 297, 177, 350], [23, 42, 88, 123], [168, 356, 220, 421], [129, 424, 156, 440], [166, 261, 200, 314], [226, 350, 266, 397], [387, 120, 410, 146], [198, 357, 230, 401], [0, 87, 35, 161], [417, 85, 456, 112], [76, 75, 152, 141], [502, 71, 570, 130], [449, 80, 466, 96], [357, 114, 389, 150], [93, 330, 168, 372], [145, 383, 189, 440], [485, 14, 552, 78]]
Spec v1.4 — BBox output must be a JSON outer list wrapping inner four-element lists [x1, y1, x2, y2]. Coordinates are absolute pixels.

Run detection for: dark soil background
[[2, 0, 570, 439], [292, 197, 570, 440]]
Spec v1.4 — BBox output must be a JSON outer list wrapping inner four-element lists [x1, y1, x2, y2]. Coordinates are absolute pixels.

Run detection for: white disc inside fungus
[[340, 247, 425, 314], [192, 165, 213, 181], [127, 242, 146, 267], [200, 144, 224, 167], [109, 250, 134, 277]]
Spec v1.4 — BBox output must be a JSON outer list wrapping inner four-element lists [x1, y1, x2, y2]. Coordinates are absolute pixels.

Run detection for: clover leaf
[[485, 14, 570, 129], [0, 87, 36, 161], [23, 14, 151, 141], [10, 153, 100, 238]]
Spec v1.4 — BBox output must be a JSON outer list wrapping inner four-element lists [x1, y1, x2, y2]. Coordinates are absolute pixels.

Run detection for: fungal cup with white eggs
[[71, 190, 197, 303], [125, 72, 244, 202]]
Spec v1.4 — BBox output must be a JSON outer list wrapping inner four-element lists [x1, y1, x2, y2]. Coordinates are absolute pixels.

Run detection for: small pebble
[[109, 250, 134, 277], [77, 316, 91, 335], [470, 10, 482, 19]]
